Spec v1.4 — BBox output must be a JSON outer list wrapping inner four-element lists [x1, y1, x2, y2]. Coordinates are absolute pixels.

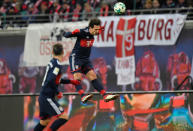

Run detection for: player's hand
[[70, 80, 81, 85], [99, 26, 104, 34], [57, 92, 63, 99], [100, 26, 105, 31]]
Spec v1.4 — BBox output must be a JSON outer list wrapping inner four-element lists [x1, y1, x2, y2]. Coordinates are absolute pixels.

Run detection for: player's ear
[[89, 27, 92, 33], [61, 50, 64, 56]]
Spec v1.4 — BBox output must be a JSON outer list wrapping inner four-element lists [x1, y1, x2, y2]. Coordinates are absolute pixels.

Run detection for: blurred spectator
[[71, 3, 82, 21], [152, 0, 160, 9], [176, 0, 188, 8], [0, 0, 193, 27], [49, 0, 61, 14], [99, 1, 109, 16], [143, 0, 152, 14], [152, 0, 162, 14], [89, 0, 101, 11], [48, 0, 61, 22], [2, 0, 20, 27], [162, 0, 176, 13], [144, 0, 152, 9], [36, 1, 50, 23], [39, 1, 49, 14], [176, 0, 188, 13], [162, 0, 176, 8], [32, 0, 43, 14], [33, 1, 50, 23], [20, 3, 36, 26], [82, 2, 94, 20], [187, 0, 193, 7], [58, 2, 70, 22], [6, 6, 18, 27], [0, 0, 12, 15], [130, 0, 143, 15], [12, 0, 21, 11], [135, 0, 143, 9], [21, 2, 34, 16], [130, 0, 143, 10]]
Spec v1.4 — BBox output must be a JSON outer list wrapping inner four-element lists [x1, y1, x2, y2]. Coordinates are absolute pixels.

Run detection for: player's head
[[52, 43, 64, 57], [89, 18, 101, 35]]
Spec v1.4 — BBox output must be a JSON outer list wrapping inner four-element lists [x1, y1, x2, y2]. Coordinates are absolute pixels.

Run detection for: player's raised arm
[[63, 29, 81, 38]]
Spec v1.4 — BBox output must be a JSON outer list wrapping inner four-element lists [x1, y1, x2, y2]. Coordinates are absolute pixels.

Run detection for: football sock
[[91, 79, 106, 95], [49, 118, 68, 131], [34, 122, 46, 131]]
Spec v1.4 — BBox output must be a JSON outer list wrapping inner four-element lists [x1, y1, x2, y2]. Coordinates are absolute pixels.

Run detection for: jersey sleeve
[[64, 29, 81, 38]]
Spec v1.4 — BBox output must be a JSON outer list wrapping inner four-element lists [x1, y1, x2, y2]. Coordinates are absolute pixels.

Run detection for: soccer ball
[[114, 2, 126, 14]]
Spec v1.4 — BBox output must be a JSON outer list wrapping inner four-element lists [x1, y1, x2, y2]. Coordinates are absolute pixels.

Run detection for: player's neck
[[53, 56, 62, 62]]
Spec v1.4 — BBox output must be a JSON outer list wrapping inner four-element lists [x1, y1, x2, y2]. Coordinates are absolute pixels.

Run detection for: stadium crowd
[[0, 0, 193, 27]]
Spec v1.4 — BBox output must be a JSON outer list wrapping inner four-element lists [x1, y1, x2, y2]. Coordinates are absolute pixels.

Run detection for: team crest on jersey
[[59, 106, 63, 112], [53, 67, 59, 75], [75, 65, 79, 69], [80, 39, 94, 47]]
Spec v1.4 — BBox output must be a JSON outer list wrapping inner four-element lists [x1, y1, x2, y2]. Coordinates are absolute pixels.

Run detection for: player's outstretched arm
[[63, 29, 81, 38]]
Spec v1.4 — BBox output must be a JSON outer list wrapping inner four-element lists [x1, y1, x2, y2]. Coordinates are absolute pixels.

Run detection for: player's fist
[[57, 92, 63, 99], [100, 26, 105, 31], [70, 80, 81, 85], [99, 26, 105, 34]]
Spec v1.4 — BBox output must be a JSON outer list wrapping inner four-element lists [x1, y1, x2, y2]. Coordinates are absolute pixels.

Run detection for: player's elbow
[[63, 32, 71, 38]]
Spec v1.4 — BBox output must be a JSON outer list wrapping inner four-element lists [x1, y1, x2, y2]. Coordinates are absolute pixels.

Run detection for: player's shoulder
[[80, 27, 89, 33], [49, 58, 62, 68]]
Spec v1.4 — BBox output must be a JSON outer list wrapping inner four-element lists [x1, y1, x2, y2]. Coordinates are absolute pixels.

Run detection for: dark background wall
[[0, 96, 23, 131]]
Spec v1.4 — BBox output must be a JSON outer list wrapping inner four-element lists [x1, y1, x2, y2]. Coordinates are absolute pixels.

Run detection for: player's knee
[[40, 119, 50, 126], [86, 70, 97, 81], [73, 73, 82, 81]]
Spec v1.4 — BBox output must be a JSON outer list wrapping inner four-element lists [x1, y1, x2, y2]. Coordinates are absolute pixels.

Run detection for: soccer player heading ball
[[64, 18, 118, 103]]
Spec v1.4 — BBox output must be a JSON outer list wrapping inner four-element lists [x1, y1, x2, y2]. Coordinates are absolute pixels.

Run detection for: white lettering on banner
[[115, 17, 136, 85], [39, 41, 74, 63], [95, 19, 117, 47], [137, 18, 173, 41], [135, 14, 186, 46], [24, 22, 88, 66], [116, 30, 134, 52], [94, 14, 186, 47], [39, 41, 74, 56]]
